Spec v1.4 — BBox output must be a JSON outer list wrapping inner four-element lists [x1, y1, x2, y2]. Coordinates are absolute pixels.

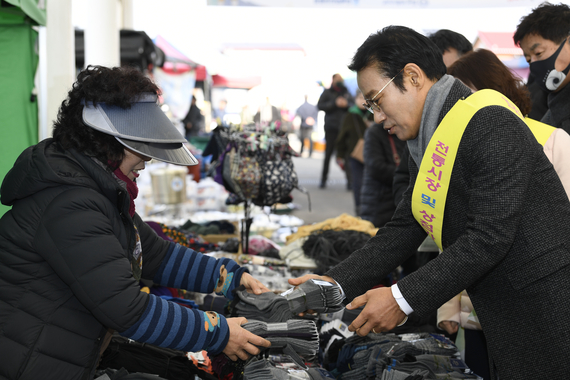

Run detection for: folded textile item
[[232, 279, 344, 322], [378, 368, 430, 380], [242, 319, 320, 360], [285, 213, 378, 245], [281, 279, 344, 314], [243, 359, 335, 380], [401, 333, 458, 357]]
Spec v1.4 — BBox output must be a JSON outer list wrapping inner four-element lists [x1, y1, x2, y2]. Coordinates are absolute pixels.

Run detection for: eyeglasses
[[363, 68, 404, 114]]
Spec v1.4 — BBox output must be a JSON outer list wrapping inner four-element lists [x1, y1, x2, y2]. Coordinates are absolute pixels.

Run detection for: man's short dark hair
[[514, 2, 570, 46], [428, 29, 473, 56], [348, 25, 447, 92]]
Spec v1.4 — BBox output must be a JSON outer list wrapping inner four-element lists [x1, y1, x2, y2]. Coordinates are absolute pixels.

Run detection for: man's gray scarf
[[407, 74, 455, 166]]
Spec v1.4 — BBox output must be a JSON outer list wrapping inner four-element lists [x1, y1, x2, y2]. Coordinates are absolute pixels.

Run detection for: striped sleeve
[[153, 242, 247, 299], [120, 294, 229, 355]]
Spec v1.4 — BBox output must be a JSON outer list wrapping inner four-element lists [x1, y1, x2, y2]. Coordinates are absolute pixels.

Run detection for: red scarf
[[113, 168, 139, 218]]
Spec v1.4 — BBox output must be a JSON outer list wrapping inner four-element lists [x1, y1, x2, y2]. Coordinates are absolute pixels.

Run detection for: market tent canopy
[[0, 2, 41, 217], [474, 31, 529, 80], [212, 74, 262, 89], [475, 31, 524, 56], [3, 0, 45, 25], [206, 0, 541, 8], [154, 35, 207, 80]]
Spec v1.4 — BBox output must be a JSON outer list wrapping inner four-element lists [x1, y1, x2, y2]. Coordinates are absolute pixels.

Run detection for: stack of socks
[[378, 368, 430, 380], [400, 333, 458, 357], [242, 319, 320, 360], [281, 279, 344, 315], [234, 290, 292, 323], [233, 279, 344, 322], [243, 359, 335, 380], [327, 332, 474, 380]]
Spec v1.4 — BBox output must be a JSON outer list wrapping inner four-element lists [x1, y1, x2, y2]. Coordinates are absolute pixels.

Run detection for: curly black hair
[[52, 65, 160, 167]]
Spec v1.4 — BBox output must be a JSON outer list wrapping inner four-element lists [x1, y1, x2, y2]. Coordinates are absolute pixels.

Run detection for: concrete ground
[[287, 139, 357, 225]]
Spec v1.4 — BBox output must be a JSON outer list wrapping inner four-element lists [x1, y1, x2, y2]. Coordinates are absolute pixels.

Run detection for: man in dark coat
[[182, 96, 205, 140], [290, 26, 570, 380], [317, 74, 354, 188], [515, 2, 570, 133], [295, 95, 319, 157], [359, 123, 405, 227]]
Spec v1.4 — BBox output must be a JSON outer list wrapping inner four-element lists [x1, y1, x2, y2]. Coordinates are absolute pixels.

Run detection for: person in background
[[441, 48, 570, 379], [0, 66, 270, 380], [335, 90, 372, 215], [514, 2, 570, 128], [254, 97, 281, 125], [214, 99, 228, 127], [427, 29, 474, 68], [295, 95, 319, 157], [359, 118, 405, 227], [182, 95, 205, 140], [290, 25, 570, 379], [317, 73, 354, 189]]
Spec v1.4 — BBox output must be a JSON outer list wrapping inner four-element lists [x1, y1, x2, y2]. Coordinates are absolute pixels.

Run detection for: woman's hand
[[240, 272, 270, 294], [223, 317, 271, 361]]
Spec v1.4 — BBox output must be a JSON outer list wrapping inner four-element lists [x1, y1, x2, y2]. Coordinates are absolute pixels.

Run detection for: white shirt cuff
[[335, 281, 347, 301], [391, 284, 414, 315]]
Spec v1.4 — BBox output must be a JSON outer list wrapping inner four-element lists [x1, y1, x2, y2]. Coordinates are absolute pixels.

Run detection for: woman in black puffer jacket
[[0, 66, 270, 380]]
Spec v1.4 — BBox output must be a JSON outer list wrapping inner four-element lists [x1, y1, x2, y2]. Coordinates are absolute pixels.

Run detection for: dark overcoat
[[328, 80, 570, 379]]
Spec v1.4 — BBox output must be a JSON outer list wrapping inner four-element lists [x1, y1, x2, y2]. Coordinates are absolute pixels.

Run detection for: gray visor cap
[[82, 93, 198, 166]]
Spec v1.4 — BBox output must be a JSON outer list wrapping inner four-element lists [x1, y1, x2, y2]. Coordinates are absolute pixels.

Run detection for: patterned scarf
[[113, 167, 139, 218]]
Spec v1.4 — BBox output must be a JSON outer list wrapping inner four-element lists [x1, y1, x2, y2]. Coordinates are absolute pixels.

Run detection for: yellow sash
[[411, 89, 555, 250]]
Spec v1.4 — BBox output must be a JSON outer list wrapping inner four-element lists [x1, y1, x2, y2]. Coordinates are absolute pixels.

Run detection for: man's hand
[[335, 97, 348, 108], [439, 320, 459, 335], [288, 273, 337, 287], [346, 287, 407, 336], [240, 273, 270, 294], [223, 317, 271, 361], [336, 158, 345, 170], [288, 274, 337, 315]]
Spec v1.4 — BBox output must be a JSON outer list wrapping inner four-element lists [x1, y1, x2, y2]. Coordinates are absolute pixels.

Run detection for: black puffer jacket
[[359, 124, 405, 227], [0, 139, 169, 380], [317, 84, 354, 132], [542, 81, 570, 134]]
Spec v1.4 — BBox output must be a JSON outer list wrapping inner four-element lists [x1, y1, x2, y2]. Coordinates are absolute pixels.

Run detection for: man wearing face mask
[[317, 74, 354, 189], [514, 2, 570, 133]]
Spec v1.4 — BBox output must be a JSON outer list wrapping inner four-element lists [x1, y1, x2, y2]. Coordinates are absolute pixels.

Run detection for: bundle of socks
[[243, 359, 335, 380], [232, 279, 344, 322], [241, 319, 320, 361]]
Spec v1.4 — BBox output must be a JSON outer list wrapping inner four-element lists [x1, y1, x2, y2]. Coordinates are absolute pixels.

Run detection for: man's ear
[[403, 63, 425, 88]]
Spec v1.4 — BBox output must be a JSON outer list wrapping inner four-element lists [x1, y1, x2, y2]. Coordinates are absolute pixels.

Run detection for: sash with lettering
[[411, 89, 555, 250]]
